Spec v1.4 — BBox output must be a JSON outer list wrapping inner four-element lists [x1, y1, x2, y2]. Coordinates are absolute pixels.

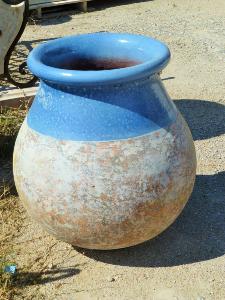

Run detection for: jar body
[[13, 73, 196, 249]]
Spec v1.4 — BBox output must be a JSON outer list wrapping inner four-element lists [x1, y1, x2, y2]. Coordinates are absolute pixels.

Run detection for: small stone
[[107, 276, 115, 282], [48, 263, 53, 269]]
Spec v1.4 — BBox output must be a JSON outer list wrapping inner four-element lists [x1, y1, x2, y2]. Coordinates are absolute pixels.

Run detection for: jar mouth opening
[[48, 57, 141, 71], [27, 32, 170, 86]]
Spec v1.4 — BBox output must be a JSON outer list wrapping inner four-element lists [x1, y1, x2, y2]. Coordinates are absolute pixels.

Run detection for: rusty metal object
[[13, 33, 196, 249]]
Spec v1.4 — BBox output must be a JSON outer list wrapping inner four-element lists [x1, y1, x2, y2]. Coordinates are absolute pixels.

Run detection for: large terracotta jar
[[13, 33, 196, 249]]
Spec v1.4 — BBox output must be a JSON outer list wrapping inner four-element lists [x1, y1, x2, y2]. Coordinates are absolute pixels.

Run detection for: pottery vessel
[[13, 33, 196, 250]]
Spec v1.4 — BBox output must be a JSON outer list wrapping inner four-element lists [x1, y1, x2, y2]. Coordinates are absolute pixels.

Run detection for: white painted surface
[[0, 2, 25, 75]]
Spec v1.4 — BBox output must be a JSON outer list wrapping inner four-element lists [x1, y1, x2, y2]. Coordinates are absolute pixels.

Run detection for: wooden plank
[[0, 86, 37, 108], [78, 1, 87, 12], [29, 0, 91, 10], [30, 0, 89, 7], [37, 7, 42, 18]]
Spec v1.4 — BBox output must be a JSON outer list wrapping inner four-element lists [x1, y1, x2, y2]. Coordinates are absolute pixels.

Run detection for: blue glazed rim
[[27, 32, 170, 86]]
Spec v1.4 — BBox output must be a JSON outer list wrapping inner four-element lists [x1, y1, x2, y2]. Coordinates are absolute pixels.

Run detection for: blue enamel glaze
[[27, 32, 170, 86], [27, 32, 177, 141]]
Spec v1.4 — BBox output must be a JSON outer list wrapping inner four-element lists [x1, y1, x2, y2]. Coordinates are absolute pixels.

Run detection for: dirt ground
[[1, 0, 225, 299]]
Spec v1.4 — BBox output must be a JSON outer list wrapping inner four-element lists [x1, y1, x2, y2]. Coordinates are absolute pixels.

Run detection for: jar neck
[[27, 74, 177, 142]]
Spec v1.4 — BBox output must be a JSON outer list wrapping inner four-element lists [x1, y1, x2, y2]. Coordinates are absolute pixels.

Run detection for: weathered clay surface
[[13, 112, 196, 249]]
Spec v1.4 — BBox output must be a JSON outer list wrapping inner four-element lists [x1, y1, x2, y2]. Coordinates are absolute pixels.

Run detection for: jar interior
[[55, 57, 140, 71]]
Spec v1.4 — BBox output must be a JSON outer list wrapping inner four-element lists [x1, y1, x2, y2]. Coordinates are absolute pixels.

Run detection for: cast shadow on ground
[[91, 0, 154, 10], [78, 171, 225, 267], [29, 0, 154, 23], [13, 267, 80, 287], [19, 37, 58, 52], [28, 0, 154, 27], [29, 14, 72, 26], [175, 99, 225, 141], [76, 99, 225, 267]]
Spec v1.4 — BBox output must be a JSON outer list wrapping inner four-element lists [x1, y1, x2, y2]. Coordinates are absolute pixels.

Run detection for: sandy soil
[[2, 0, 225, 299]]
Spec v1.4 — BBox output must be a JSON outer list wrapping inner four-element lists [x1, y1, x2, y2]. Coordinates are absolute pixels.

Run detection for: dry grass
[[0, 106, 26, 136], [0, 104, 28, 299], [0, 105, 28, 160], [0, 196, 24, 300], [0, 160, 15, 201], [0, 104, 28, 198]]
